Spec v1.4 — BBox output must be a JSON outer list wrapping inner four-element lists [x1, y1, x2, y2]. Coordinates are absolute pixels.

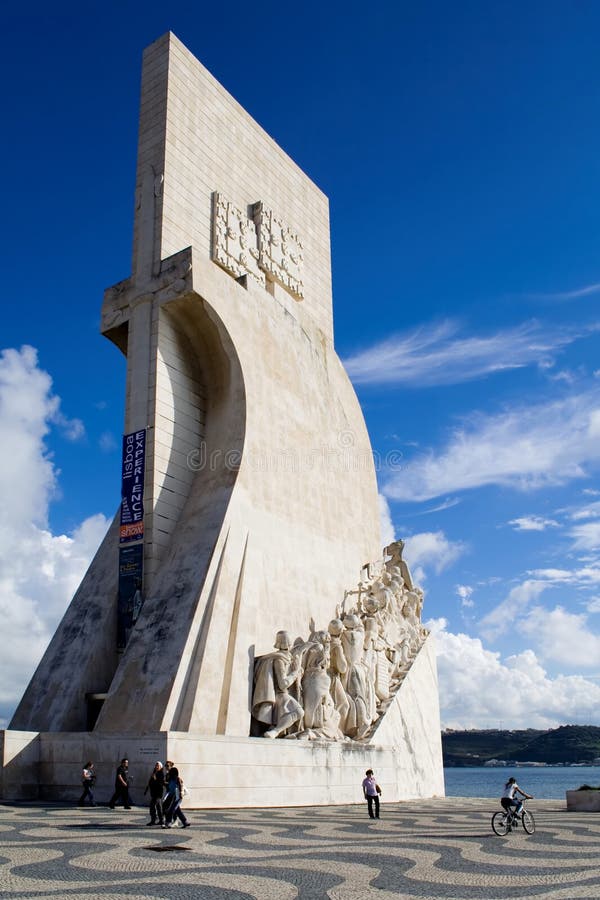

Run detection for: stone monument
[[0, 33, 444, 806]]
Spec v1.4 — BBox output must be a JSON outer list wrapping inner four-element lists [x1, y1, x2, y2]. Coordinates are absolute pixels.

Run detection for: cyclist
[[501, 776, 533, 828]]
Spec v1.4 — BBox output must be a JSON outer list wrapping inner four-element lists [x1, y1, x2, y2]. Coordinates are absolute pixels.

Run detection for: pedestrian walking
[[109, 758, 132, 809], [78, 761, 96, 807], [362, 768, 381, 819], [144, 761, 165, 825], [162, 761, 190, 828]]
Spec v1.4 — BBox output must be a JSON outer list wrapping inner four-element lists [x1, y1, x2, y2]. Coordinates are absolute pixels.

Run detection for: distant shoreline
[[444, 762, 600, 768], [442, 724, 600, 768]]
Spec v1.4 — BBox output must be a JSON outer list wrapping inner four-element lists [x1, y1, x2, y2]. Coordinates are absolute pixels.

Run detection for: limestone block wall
[[133, 32, 333, 341], [0, 731, 39, 801]]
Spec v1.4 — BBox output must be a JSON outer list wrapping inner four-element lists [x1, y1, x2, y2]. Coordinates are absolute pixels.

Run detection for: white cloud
[[476, 565, 600, 669], [456, 584, 474, 607], [0, 346, 59, 529], [378, 493, 395, 546], [479, 579, 550, 640], [0, 346, 109, 726], [402, 530, 466, 579], [508, 515, 560, 531], [384, 388, 600, 502], [429, 619, 600, 729], [520, 605, 600, 669], [0, 514, 110, 709], [344, 318, 596, 387]]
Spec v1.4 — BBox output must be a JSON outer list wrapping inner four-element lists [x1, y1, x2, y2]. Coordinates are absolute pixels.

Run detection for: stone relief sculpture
[[251, 541, 429, 742], [212, 192, 265, 287], [251, 631, 303, 738], [211, 192, 304, 299], [254, 201, 304, 300]]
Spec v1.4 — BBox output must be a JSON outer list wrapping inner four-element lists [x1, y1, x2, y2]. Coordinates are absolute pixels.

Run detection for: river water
[[444, 765, 600, 800]]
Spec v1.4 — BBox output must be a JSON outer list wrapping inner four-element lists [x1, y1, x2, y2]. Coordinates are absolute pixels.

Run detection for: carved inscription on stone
[[211, 192, 304, 300], [254, 202, 304, 300], [211, 193, 265, 287]]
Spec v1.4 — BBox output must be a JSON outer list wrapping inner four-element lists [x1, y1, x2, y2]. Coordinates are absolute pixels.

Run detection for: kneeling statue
[[252, 630, 303, 738]]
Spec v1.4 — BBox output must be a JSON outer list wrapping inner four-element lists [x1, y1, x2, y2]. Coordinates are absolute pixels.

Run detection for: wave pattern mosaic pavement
[[1, 798, 599, 899]]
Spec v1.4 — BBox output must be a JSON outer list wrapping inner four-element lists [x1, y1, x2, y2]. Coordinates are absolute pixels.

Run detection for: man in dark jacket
[[144, 761, 165, 825], [109, 758, 132, 809]]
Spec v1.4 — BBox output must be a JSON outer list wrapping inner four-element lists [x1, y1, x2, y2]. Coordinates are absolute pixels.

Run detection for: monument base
[[1, 639, 444, 807]]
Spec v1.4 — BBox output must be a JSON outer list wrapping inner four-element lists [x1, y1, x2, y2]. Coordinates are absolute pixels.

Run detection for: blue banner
[[117, 543, 144, 650], [120, 429, 146, 543]]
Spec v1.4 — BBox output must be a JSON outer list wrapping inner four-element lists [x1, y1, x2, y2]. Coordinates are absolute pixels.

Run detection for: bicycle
[[491, 799, 535, 836]]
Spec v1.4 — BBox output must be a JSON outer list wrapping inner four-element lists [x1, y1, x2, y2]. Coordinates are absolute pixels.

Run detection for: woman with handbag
[[162, 761, 191, 828]]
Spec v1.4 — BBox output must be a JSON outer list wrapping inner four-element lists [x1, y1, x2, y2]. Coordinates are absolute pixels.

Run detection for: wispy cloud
[[528, 566, 600, 584], [99, 431, 117, 453], [52, 411, 85, 441], [508, 515, 560, 532], [384, 388, 600, 502], [527, 282, 600, 302], [479, 579, 550, 640], [415, 497, 461, 515], [344, 318, 597, 387], [554, 499, 600, 550], [569, 500, 600, 521], [569, 522, 600, 552], [476, 560, 600, 671]]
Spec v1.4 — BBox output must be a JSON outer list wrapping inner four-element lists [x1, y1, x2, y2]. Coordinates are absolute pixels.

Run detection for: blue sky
[[2, 0, 600, 730]]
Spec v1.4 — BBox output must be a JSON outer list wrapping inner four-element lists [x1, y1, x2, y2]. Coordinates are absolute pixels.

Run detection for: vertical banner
[[117, 543, 144, 650], [119, 429, 146, 542], [118, 429, 146, 649]]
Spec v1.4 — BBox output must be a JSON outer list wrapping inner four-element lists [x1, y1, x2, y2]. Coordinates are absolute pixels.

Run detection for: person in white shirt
[[362, 769, 382, 819], [501, 776, 532, 819], [78, 761, 96, 807]]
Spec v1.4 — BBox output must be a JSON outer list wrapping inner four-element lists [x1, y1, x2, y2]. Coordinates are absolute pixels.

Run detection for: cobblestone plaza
[[1, 798, 598, 899]]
